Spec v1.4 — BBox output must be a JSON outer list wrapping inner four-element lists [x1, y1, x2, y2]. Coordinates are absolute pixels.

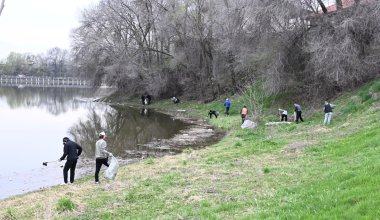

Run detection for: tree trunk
[[317, 0, 328, 13], [336, 0, 343, 10], [0, 0, 5, 16]]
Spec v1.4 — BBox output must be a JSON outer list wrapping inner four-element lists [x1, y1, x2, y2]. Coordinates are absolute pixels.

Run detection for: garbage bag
[[241, 120, 257, 129], [104, 156, 119, 180]]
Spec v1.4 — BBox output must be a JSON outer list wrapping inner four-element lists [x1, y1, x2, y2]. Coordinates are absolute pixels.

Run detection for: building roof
[[318, 0, 373, 13]]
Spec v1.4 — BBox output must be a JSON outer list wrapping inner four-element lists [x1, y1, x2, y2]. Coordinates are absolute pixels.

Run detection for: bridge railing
[[0, 75, 91, 88]]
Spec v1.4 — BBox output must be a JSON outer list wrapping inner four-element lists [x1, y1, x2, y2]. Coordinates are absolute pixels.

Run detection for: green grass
[[56, 198, 76, 212], [1, 79, 380, 219]]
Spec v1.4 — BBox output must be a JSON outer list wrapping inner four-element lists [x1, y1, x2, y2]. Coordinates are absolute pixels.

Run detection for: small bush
[[56, 198, 76, 212], [342, 100, 360, 114], [5, 208, 17, 219], [144, 158, 154, 165], [143, 178, 152, 186], [234, 142, 242, 147], [263, 167, 270, 174], [266, 115, 280, 122], [286, 125, 297, 132], [126, 191, 137, 203]]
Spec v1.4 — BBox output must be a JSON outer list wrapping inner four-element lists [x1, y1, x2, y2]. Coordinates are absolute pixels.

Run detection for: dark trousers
[[95, 158, 109, 182], [296, 111, 303, 123], [281, 114, 288, 121], [225, 107, 230, 115], [63, 159, 78, 183], [241, 114, 246, 124]]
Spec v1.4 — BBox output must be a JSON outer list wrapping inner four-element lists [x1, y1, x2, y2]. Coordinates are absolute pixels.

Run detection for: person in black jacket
[[323, 101, 336, 125], [59, 137, 82, 184], [294, 103, 304, 123]]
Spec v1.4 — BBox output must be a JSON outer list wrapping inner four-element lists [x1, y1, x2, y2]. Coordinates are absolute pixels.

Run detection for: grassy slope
[[1, 81, 380, 219]]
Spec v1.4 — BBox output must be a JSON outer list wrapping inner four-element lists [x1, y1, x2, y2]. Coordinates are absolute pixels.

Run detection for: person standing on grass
[[323, 101, 336, 125], [59, 137, 82, 184], [240, 105, 248, 124], [294, 103, 304, 123], [224, 98, 231, 116], [95, 131, 113, 184]]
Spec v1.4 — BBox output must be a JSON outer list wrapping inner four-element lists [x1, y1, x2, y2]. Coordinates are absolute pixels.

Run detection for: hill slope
[[1, 80, 380, 219]]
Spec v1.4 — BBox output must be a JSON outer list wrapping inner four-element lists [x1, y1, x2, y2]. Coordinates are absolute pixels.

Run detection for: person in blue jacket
[[59, 137, 82, 184], [224, 98, 231, 116]]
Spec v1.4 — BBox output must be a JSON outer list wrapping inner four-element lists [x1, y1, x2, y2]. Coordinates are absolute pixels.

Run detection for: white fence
[[0, 75, 90, 88]]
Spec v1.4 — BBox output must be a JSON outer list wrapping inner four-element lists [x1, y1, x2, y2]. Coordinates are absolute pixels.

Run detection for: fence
[[0, 75, 90, 88]]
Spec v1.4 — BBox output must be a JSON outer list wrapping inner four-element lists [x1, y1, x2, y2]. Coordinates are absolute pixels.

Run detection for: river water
[[0, 86, 193, 200]]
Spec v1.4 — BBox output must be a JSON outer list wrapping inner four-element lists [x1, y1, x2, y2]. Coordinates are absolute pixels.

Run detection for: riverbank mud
[[123, 108, 225, 159]]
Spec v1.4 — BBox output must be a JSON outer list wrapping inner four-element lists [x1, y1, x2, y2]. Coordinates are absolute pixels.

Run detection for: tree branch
[[317, 0, 328, 13], [0, 0, 5, 17]]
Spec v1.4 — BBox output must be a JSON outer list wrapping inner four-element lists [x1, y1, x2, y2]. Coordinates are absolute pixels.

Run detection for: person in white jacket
[[95, 131, 113, 184], [279, 108, 288, 122]]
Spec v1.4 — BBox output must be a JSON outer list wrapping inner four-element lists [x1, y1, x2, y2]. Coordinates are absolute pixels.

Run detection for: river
[[0, 86, 197, 200]]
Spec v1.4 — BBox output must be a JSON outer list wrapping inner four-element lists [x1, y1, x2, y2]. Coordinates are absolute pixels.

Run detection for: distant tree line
[[0, 47, 76, 77], [68, 0, 380, 101]]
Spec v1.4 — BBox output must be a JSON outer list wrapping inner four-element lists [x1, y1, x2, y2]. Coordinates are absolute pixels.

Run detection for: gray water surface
[[0, 86, 190, 200]]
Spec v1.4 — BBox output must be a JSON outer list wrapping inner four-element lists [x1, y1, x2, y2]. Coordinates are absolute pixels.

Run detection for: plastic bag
[[241, 119, 257, 129], [104, 156, 119, 180]]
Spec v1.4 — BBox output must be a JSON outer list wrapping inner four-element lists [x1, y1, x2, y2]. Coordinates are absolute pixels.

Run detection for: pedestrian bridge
[[0, 75, 91, 88]]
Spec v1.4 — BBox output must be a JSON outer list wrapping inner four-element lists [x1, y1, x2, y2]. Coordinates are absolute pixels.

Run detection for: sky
[[0, 0, 99, 59]]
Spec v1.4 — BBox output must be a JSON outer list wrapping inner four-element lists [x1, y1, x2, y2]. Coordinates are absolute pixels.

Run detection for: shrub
[[56, 198, 76, 212]]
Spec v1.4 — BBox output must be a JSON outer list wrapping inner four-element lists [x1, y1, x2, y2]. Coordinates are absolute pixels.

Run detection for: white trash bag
[[104, 156, 119, 180], [241, 119, 257, 129]]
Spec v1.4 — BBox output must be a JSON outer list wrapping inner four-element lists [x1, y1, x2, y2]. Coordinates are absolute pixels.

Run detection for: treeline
[[0, 47, 75, 77], [71, 0, 380, 101]]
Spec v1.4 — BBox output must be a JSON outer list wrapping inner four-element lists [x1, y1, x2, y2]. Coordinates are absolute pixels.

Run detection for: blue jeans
[[324, 112, 333, 125]]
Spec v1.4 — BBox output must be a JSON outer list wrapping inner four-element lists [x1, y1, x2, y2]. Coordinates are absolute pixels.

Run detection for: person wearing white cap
[[95, 131, 113, 184], [224, 98, 231, 116]]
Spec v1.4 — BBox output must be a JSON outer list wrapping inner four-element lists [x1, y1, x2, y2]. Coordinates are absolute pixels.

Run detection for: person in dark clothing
[[141, 95, 146, 105], [294, 103, 304, 123], [208, 110, 219, 119], [59, 137, 82, 184], [146, 95, 152, 105], [323, 101, 336, 125], [172, 97, 180, 104]]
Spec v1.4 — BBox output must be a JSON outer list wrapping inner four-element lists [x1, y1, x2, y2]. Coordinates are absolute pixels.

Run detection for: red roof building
[[318, 0, 373, 13]]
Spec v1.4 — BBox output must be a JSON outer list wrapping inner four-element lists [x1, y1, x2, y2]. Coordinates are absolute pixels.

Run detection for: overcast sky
[[0, 0, 99, 59]]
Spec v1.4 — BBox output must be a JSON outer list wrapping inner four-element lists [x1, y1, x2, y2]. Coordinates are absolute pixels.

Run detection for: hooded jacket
[[60, 140, 82, 161]]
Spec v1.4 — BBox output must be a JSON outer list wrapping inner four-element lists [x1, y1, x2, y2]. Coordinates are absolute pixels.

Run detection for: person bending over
[[59, 137, 82, 184], [208, 110, 219, 118]]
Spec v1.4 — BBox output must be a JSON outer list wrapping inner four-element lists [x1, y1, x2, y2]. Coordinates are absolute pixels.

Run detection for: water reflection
[[68, 105, 189, 159], [0, 86, 191, 200], [0, 87, 92, 115]]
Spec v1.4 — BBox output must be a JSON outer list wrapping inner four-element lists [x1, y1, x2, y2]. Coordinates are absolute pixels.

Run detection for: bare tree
[[0, 0, 5, 17], [336, 0, 343, 10], [71, 0, 380, 102]]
